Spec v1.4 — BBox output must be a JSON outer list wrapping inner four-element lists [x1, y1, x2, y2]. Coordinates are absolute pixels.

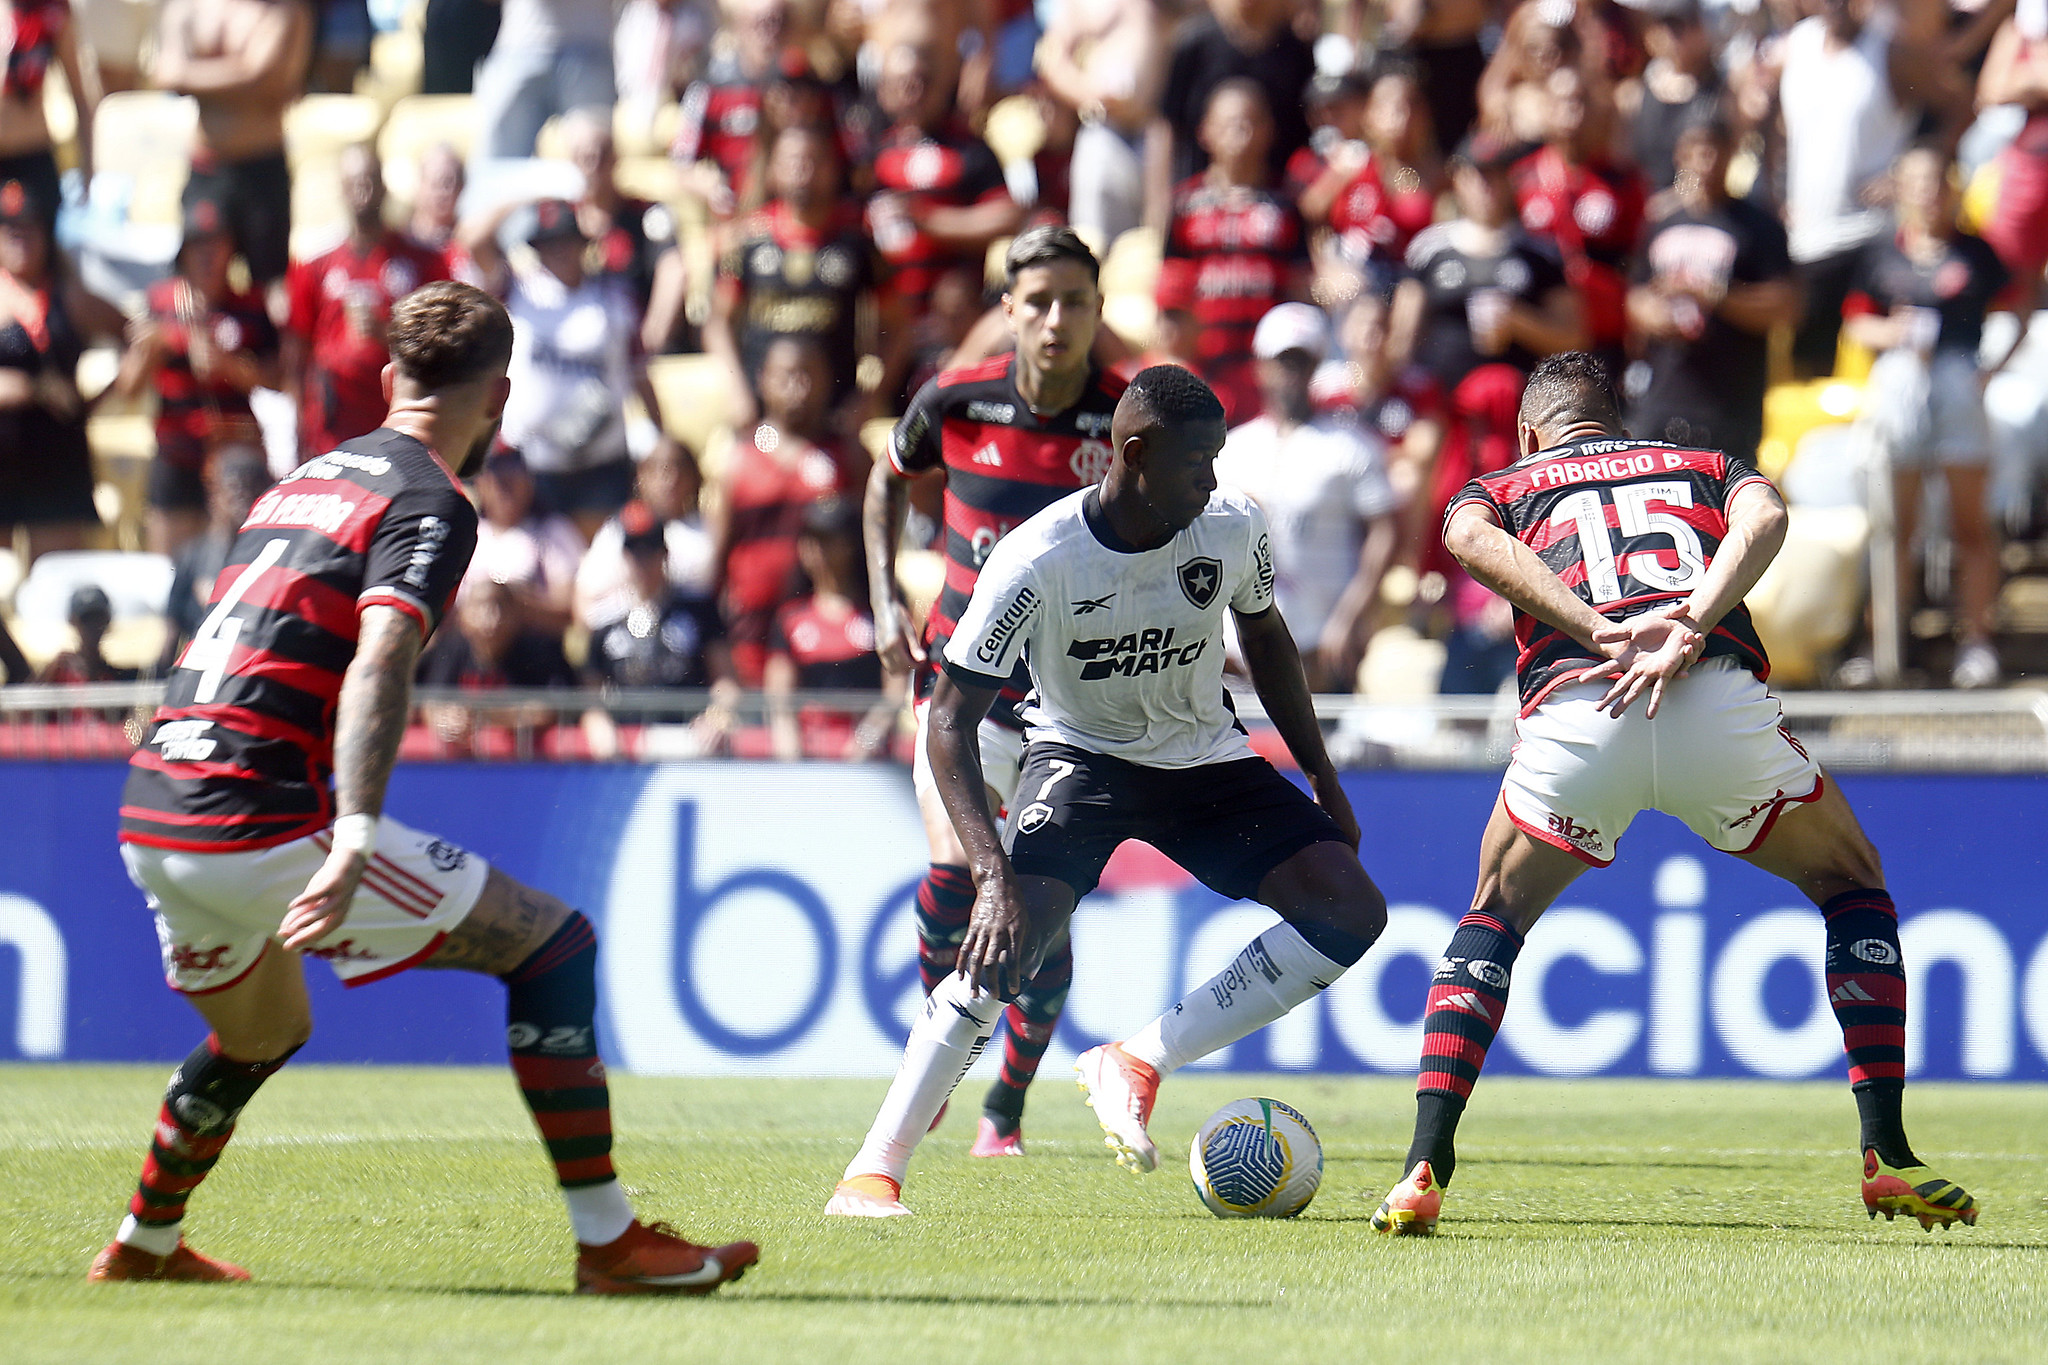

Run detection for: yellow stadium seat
[[983, 94, 1047, 167], [1747, 505, 1870, 686], [1102, 293, 1158, 351], [645, 354, 742, 464], [1099, 226, 1162, 297], [286, 94, 384, 170], [93, 90, 198, 185], [378, 95, 477, 204], [358, 29, 425, 113], [43, 67, 77, 172], [615, 101, 679, 159], [614, 156, 683, 206], [1758, 379, 1862, 485]]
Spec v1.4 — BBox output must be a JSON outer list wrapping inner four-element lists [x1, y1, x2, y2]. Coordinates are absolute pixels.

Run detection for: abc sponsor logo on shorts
[[1546, 812, 1605, 855]]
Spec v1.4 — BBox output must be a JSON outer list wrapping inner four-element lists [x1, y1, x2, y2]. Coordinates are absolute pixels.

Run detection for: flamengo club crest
[[1178, 557, 1222, 609]]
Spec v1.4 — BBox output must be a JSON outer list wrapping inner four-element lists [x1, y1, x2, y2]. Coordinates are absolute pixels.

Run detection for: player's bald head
[[1517, 351, 1623, 443], [1112, 364, 1228, 458]]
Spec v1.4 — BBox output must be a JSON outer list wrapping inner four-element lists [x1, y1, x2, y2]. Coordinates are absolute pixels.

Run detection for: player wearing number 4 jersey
[[828, 366, 1388, 1217], [1371, 353, 1977, 1237], [95, 282, 759, 1294]]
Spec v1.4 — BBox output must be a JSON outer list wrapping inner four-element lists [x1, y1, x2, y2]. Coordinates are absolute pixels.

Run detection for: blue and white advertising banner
[[2, 762, 2046, 1081]]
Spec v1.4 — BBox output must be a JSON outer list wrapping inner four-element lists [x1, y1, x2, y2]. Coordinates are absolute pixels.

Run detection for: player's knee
[[1272, 845, 1386, 963]]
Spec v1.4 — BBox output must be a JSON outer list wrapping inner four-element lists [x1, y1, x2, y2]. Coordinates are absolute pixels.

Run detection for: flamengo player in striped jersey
[[1371, 353, 1979, 1237], [828, 367, 1386, 1217], [862, 226, 1127, 1158], [92, 282, 760, 1294]]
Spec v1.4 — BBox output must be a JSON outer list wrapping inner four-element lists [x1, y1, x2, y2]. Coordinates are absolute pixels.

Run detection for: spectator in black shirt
[[1626, 114, 1798, 465], [585, 500, 732, 691], [415, 576, 578, 747], [39, 586, 139, 684]]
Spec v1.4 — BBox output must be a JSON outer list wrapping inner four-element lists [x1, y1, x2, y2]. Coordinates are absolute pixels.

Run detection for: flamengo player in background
[[94, 282, 760, 1294], [864, 226, 1126, 1158], [1372, 353, 1979, 1236], [828, 367, 1387, 1217]]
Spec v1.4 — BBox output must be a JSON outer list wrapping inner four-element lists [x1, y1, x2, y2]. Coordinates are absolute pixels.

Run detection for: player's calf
[[978, 936, 1073, 1155], [913, 863, 975, 994]]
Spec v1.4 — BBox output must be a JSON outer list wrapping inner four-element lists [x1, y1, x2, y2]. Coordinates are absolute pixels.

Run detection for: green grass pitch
[[4, 1065, 2046, 1363]]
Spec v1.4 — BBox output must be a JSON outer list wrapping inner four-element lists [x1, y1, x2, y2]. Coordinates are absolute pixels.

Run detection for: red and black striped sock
[[984, 938, 1074, 1132], [128, 1034, 296, 1233], [914, 864, 976, 995], [1407, 911, 1525, 1187], [502, 912, 615, 1188], [1822, 888, 1916, 1165]]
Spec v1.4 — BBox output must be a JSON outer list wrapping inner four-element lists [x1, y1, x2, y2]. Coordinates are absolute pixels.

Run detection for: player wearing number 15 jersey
[[95, 282, 758, 1294], [1371, 353, 1977, 1238]]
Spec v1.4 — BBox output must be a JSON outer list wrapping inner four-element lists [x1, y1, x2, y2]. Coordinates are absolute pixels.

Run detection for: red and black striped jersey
[[890, 356, 1127, 719], [867, 123, 1011, 315], [1445, 436, 1774, 713], [1155, 176, 1310, 423], [119, 429, 478, 852]]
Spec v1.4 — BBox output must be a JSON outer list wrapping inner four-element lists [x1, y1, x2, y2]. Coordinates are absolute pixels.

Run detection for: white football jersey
[[944, 487, 1277, 769]]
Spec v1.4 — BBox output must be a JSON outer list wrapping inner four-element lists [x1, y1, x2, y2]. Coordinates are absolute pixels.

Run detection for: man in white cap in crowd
[[1213, 302, 1402, 692]]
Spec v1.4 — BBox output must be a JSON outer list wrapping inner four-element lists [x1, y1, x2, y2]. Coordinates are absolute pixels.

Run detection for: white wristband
[[331, 813, 378, 856]]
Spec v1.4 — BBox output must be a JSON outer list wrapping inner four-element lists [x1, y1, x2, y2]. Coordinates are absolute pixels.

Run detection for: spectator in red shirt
[[1302, 60, 1443, 300], [710, 332, 866, 685], [671, 0, 795, 216], [765, 496, 901, 761], [114, 196, 281, 555], [866, 39, 1024, 326], [1154, 78, 1312, 426], [1511, 66, 1645, 376], [284, 144, 450, 462]]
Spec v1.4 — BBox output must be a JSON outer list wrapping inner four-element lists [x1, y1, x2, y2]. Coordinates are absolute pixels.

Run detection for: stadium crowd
[[8, 0, 2048, 746]]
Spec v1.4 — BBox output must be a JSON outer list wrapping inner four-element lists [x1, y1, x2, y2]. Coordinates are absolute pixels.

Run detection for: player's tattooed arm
[[280, 606, 423, 950], [864, 456, 926, 673], [1236, 606, 1361, 848]]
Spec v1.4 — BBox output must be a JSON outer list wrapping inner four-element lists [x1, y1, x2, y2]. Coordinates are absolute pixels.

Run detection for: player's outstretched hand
[[1590, 608, 1703, 720], [281, 847, 368, 950], [874, 594, 927, 677], [957, 872, 1029, 998], [1308, 764, 1362, 849]]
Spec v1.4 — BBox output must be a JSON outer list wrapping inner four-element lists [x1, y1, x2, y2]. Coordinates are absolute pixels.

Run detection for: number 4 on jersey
[[1547, 481, 1707, 605], [181, 538, 292, 703]]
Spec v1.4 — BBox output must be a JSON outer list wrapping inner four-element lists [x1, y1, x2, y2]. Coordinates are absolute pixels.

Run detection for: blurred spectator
[[1381, 0, 1488, 152], [671, 0, 792, 216], [0, 610, 27, 681], [1512, 66, 1645, 377], [416, 576, 577, 747], [74, 0, 155, 95], [155, 0, 313, 295], [158, 442, 270, 672], [421, 0, 499, 94], [576, 436, 712, 627], [711, 333, 866, 685], [467, 446, 584, 635], [1975, 10, 2048, 314], [1386, 138, 1583, 567], [586, 498, 731, 688], [471, 0, 616, 160], [1620, 0, 1723, 197], [1214, 303, 1400, 693], [464, 195, 682, 541], [1305, 60, 1442, 300], [1154, 79, 1311, 426], [37, 585, 138, 682], [1844, 145, 2011, 689], [1626, 114, 1797, 464], [866, 40, 1023, 327], [897, 263, 986, 402], [704, 121, 888, 428], [1, 0, 96, 230], [408, 143, 466, 255], [114, 196, 281, 555], [1036, 0, 1166, 244], [1770, 0, 1918, 379], [284, 144, 451, 461], [1478, 0, 1613, 147], [307, 0, 371, 92], [763, 496, 899, 760], [561, 108, 669, 316], [0, 178, 122, 563], [614, 0, 714, 145], [1146, 0, 1313, 232]]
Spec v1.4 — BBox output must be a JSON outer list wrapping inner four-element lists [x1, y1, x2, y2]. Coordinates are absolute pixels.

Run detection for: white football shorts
[[912, 694, 1026, 810], [122, 814, 490, 994], [1501, 657, 1824, 866]]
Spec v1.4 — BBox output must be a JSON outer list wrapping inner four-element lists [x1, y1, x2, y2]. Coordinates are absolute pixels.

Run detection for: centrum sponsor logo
[[975, 587, 1040, 663], [1067, 626, 1208, 679]]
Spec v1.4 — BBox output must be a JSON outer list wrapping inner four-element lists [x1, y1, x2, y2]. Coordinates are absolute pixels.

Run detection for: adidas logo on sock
[[1831, 981, 1877, 1004], [1437, 991, 1496, 1021]]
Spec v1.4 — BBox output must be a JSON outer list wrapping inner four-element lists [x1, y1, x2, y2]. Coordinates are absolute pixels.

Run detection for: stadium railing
[[6, 682, 2048, 769]]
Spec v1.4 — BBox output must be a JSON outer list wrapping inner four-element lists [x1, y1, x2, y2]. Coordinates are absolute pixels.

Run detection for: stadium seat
[[357, 29, 426, 113], [42, 66, 78, 171], [91, 92, 199, 225], [1759, 380, 1862, 484], [286, 94, 385, 170], [11, 550, 174, 670], [614, 156, 683, 207], [983, 95, 1047, 168], [645, 353, 741, 463], [378, 95, 477, 205], [1747, 505, 1870, 686]]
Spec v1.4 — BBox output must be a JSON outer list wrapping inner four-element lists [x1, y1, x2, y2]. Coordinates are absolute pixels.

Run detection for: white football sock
[[845, 972, 1004, 1184], [1121, 924, 1348, 1076], [563, 1178, 636, 1246], [116, 1214, 182, 1257]]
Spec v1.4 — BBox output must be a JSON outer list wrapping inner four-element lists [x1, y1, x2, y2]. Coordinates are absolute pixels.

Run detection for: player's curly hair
[[387, 281, 515, 390], [1122, 364, 1227, 431], [1519, 351, 1621, 432]]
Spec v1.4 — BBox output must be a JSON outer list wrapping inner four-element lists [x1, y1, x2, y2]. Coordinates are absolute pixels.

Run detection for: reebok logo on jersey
[[974, 587, 1040, 664], [1073, 593, 1115, 614], [1068, 627, 1208, 679], [1178, 557, 1222, 609]]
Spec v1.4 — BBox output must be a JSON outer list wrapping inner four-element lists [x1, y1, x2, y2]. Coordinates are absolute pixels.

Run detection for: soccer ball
[[1188, 1097, 1322, 1218]]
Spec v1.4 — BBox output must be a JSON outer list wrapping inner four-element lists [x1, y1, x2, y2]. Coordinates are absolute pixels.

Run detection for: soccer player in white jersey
[[1371, 352, 1978, 1236], [826, 366, 1390, 1216]]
